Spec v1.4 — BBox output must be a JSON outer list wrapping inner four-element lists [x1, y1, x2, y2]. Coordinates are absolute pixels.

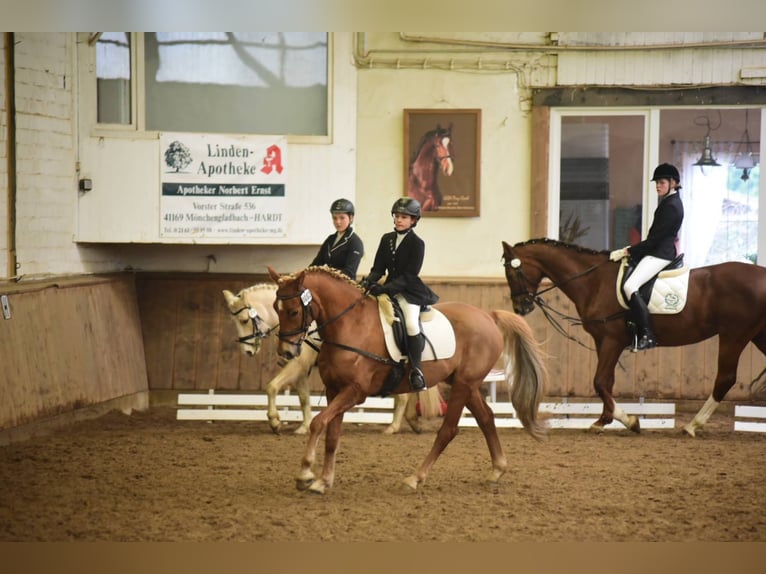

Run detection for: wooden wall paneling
[[530, 106, 550, 238], [680, 334, 706, 400], [614, 351, 635, 398], [657, 347, 682, 399], [700, 337, 719, 399], [170, 282, 206, 390], [194, 283, 225, 389], [136, 277, 179, 389]]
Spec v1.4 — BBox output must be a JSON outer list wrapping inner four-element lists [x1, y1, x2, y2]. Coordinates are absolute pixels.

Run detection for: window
[[96, 32, 131, 124], [144, 32, 327, 136], [96, 33, 329, 136], [550, 108, 761, 267]]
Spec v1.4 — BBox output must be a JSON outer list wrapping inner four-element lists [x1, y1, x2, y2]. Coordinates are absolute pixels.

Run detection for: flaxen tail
[[490, 309, 548, 441]]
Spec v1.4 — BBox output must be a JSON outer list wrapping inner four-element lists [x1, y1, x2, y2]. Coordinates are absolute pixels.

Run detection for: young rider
[[310, 198, 364, 279], [610, 163, 685, 351], [361, 197, 439, 391]]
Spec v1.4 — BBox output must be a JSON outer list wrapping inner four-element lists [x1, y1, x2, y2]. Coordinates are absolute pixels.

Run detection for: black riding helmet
[[651, 163, 681, 186], [330, 198, 355, 216], [391, 197, 422, 223]]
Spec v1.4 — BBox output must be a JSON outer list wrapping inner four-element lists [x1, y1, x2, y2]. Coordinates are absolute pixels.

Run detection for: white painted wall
[[2, 32, 764, 280]]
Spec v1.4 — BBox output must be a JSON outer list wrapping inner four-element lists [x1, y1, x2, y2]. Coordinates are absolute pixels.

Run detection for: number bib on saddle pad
[[375, 295, 456, 362], [615, 259, 691, 314]]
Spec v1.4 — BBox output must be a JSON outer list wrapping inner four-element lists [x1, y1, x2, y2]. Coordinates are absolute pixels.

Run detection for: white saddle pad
[[376, 296, 456, 362], [616, 262, 690, 315]]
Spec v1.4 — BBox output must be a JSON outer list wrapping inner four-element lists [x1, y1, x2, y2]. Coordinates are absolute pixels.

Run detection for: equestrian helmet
[[330, 198, 355, 216], [651, 163, 680, 183], [391, 197, 422, 219]]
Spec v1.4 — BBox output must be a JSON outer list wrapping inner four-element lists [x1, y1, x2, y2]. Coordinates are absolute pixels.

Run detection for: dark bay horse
[[407, 123, 454, 212], [267, 265, 547, 494], [502, 238, 766, 436]]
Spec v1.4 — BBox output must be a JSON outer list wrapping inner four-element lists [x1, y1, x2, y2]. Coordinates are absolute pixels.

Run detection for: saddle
[[374, 294, 456, 397], [616, 254, 690, 314]]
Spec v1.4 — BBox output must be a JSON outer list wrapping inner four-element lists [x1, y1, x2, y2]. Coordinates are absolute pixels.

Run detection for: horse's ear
[[501, 240, 512, 255], [222, 289, 238, 306], [267, 266, 281, 282]]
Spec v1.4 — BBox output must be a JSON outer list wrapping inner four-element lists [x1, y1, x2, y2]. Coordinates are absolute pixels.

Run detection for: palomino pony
[[222, 283, 441, 435], [502, 238, 766, 436], [407, 123, 454, 212], [267, 265, 547, 494]]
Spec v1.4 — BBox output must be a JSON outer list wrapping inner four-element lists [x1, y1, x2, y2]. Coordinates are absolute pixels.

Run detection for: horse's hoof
[[295, 478, 314, 491], [682, 425, 697, 438], [293, 426, 309, 435], [402, 475, 420, 490], [268, 421, 281, 435], [628, 416, 641, 434], [307, 481, 326, 495], [487, 468, 506, 484], [588, 423, 605, 434], [382, 425, 397, 435]]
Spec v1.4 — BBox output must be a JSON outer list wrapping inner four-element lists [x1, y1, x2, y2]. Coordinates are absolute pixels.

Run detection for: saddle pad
[[377, 298, 456, 362], [616, 261, 690, 315]]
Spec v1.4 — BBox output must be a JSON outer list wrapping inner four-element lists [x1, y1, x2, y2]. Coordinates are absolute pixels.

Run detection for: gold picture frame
[[403, 108, 481, 217]]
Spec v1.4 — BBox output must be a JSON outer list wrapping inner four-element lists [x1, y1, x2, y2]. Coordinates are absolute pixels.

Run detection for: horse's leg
[[300, 387, 361, 495], [402, 385, 467, 490], [465, 387, 507, 483], [404, 391, 424, 433], [264, 363, 292, 434], [590, 343, 640, 433], [384, 394, 407, 434], [683, 339, 747, 437], [293, 352, 317, 435]]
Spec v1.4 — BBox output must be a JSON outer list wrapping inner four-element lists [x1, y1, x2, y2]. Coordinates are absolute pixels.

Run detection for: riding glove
[[609, 248, 628, 262], [368, 283, 386, 296]]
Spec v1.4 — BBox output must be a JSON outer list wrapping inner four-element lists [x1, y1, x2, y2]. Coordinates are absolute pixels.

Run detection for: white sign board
[[159, 133, 287, 239]]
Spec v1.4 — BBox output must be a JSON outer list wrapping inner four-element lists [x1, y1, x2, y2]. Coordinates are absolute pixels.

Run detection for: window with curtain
[[669, 109, 760, 267]]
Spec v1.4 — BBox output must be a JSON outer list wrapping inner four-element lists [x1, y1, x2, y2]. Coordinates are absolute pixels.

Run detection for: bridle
[[503, 253, 623, 349], [275, 286, 396, 364], [229, 304, 279, 348]]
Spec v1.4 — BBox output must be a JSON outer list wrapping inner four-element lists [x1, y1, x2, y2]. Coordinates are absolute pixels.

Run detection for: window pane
[[97, 32, 131, 124], [559, 115, 645, 250], [144, 32, 328, 135], [663, 108, 760, 267]]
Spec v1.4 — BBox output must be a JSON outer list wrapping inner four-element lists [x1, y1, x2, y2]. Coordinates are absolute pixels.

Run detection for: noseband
[[275, 288, 316, 351], [230, 305, 279, 346], [503, 257, 537, 311]]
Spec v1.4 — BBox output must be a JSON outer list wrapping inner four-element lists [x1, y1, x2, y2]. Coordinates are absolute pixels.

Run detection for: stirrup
[[409, 368, 426, 391], [631, 334, 656, 352]]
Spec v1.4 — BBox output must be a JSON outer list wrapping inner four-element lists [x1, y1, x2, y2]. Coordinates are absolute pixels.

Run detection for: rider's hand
[[368, 283, 386, 296], [609, 248, 627, 262]]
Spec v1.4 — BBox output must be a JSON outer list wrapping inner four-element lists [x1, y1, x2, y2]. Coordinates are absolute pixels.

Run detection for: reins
[[229, 305, 280, 345], [505, 256, 626, 351], [277, 287, 397, 366]]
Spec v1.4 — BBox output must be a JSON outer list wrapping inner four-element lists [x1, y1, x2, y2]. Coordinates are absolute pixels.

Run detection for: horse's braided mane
[[280, 265, 365, 292], [514, 237, 608, 257], [237, 282, 277, 297]]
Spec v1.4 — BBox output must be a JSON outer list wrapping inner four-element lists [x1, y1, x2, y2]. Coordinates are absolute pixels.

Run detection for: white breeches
[[394, 294, 421, 336], [623, 255, 671, 299]]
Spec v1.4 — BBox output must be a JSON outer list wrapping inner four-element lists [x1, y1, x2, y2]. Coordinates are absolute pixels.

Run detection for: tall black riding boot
[[629, 293, 656, 352], [406, 334, 426, 391]]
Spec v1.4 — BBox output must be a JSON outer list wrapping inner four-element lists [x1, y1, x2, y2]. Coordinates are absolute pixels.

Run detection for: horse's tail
[[490, 309, 548, 441], [417, 385, 445, 419]]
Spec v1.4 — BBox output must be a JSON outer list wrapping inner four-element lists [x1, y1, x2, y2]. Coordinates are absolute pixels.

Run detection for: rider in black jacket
[[310, 198, 364, 279], [361, 197, 438, 391], [610, 163, 685, 351]]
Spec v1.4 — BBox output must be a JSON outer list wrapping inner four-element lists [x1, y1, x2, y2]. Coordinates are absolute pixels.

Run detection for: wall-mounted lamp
[[693, 113, 721, 168]]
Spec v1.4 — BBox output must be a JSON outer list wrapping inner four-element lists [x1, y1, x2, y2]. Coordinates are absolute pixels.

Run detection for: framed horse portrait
[[403, 108, 481, 217]]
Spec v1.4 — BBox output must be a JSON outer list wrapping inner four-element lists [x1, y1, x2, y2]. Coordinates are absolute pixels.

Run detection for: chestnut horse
[[267, 265, 547, 494], [223, 284, 441, 435], [407, 123, 454, 212], [501, 238, 766, 436]]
